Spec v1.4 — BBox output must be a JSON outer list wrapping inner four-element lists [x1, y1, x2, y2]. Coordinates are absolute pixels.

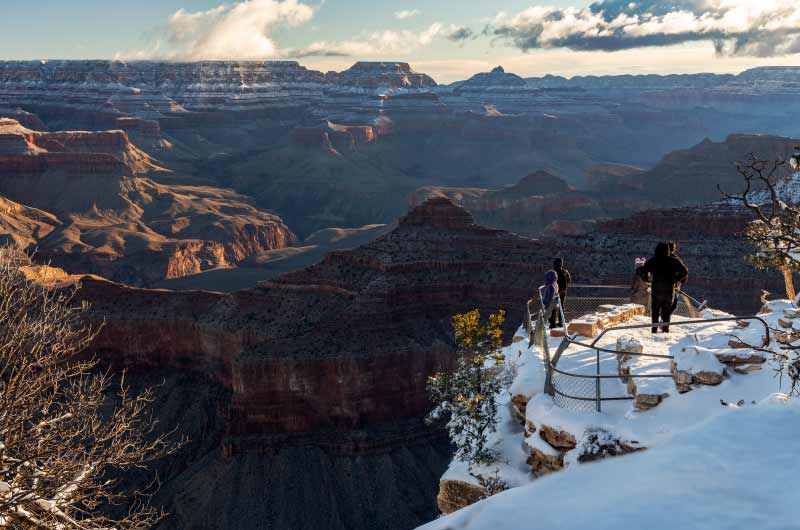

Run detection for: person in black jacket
[[638, 242, 689, 333], [552, 258, 571, 327]]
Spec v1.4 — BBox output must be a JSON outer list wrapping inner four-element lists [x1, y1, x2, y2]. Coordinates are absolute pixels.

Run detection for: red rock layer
[[596, 204, 751, 239], [69, 199, 781, 455], [289, 121, 377, 154], [71, 200, 543, 454], [410, 171, 647, 238], [0, 121, 297, 285], [0, 152, 132, 177]]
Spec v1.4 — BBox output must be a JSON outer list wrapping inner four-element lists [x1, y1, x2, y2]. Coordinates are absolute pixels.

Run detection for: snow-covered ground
[[423, 299, 800, 530], [421, 393, 799, 530]]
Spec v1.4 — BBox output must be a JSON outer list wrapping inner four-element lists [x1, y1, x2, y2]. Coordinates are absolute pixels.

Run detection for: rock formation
[[56, 199, 552, 530], [0, 60, 328, 124], [454, 66, 528, 89], [6, 195, 783, 528], [327, 62, 437, 89], [0, 119, 296, 285], [410, 170, 649, 238], [629, 134, 800, 205], [7, 60, 799, 239], [289, 120, 377, 155]]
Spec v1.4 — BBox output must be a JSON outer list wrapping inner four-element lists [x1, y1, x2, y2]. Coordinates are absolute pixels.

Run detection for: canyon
[[410, 169, 652, 238], [2, 61, 799, 238], [0, 117, 296, 285], [46, 197, 781, 529], [64, 199, 542, 530], [1, 58, 798, 530]]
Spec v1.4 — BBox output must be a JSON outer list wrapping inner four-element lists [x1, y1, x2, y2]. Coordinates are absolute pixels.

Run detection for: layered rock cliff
[[0, 60, 328, 121], [329, 62, 437, 90], [410, 171, 653, 237], [66, 199, 550, 530], [77, 198, 777, 438], [630, 134, 800, 205], [29, 197, 780, 529], [0, 118, 296, 284], [0, 60, 440, 130]]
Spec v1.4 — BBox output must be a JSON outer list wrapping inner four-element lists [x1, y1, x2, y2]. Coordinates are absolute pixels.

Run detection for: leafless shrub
[[0, 247, 182, 529]]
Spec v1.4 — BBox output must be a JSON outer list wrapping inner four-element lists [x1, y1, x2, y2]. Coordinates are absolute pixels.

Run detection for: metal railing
[[527, 286, 771, 413], [561, 284, 701, 321]]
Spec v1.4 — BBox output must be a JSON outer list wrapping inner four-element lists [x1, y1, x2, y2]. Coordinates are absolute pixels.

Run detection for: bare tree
[[722, 153, 800, 396], [720, 153, 799, 299], [0, 248, 181, 529]]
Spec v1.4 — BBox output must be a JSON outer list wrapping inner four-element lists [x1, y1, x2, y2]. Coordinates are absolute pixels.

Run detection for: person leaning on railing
[[669, 241, 687, 313], [637, 242, 689, 333], [553, 257, 571, 327], [541, 270, 560, 329]]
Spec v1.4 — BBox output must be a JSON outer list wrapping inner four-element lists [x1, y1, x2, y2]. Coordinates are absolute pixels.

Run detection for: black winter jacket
[[555, 267, 571, 292], [639, 245, 688, 296]]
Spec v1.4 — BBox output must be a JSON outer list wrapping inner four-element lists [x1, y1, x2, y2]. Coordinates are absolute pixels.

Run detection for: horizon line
[[0, 58, 795, 84]]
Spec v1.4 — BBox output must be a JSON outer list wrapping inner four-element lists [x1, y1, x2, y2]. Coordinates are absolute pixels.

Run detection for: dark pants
[[651, 292, 675, 333], [548, 292, 567, 328]]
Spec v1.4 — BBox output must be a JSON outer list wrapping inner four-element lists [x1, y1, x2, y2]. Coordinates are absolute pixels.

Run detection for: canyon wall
[[68, 199, 549, 530], [0, 118, 297, 285], [75, 199, 778, 445], [52, 197, 782, 529]]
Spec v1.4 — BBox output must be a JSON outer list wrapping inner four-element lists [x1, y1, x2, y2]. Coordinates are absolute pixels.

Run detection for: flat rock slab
[[728, 338, 753, 349], [733, 364, 763, 374], [710, 347, 767, 365], [634, 391, 669, 410], [783, 308, 800, 319]]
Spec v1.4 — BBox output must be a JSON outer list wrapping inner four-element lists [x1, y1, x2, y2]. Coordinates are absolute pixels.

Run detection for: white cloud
[[395, 9, 421, 20], [490, 0, 800, 56], [118, 0, 315, 60], [297, 23, 444, 57]]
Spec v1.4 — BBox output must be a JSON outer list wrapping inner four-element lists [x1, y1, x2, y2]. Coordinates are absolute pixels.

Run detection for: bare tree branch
[[0, 245, 183, 530]]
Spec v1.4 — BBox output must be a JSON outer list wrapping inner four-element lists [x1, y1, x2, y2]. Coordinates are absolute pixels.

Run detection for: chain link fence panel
[[531, 285, 706, 413], [551, 371, 600, 413]]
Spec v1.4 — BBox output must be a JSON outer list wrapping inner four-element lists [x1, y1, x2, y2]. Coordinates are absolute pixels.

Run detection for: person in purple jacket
[[541, 270, 560, 328]]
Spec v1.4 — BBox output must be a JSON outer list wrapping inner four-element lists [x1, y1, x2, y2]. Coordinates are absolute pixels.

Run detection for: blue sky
[[2, 0, 799, 83]]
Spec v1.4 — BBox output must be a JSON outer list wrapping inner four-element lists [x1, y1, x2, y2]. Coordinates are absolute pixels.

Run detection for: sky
[[1, 0, 799, 83]]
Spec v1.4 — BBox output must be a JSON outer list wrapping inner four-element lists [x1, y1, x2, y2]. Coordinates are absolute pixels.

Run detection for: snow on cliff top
[[422, 299, 799, 529], [421, 393, 799, 530]]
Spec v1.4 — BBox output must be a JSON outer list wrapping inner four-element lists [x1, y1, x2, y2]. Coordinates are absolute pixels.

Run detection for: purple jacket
[[541, 270, 559, 309]]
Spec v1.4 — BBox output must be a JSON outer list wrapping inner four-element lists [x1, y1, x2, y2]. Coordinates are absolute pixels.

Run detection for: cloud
[[395, 9, 421, 20], [444, 26, 477, 42], [295, 23, 444, 57], [488, 0, 800, 56], [118, 0, 315, 60]]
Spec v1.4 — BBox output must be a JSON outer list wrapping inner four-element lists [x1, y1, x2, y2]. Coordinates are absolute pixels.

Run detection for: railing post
[[558, 295, 567, 330], [596, 347, 601, 413], [525, 301, 532, 340], [542, 314, 555, 397]]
